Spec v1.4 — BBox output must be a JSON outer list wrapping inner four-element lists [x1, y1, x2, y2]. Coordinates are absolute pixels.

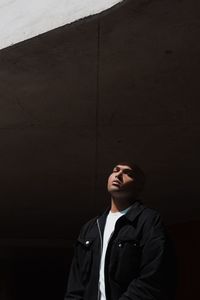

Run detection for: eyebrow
[[113, 165, 133, 171]]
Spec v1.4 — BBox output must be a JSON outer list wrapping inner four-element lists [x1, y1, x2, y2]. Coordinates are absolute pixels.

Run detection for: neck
[[110, 196, 135, 212]]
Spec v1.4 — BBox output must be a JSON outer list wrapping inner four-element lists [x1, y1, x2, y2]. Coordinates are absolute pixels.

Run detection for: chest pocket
[[76, 237, 94, 284], [117, 238, 141, 264], [112, 238, 142, 287]]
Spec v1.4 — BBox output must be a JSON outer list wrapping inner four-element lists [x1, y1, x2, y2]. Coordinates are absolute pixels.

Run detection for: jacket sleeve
[[119, 213, 177, 300], [64, 239, 85, 300]]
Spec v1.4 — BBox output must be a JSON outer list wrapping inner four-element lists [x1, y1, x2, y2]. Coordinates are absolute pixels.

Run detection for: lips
[[112, 180, 121, 186]]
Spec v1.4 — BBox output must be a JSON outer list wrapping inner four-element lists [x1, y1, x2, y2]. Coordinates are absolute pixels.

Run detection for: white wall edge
[[0, 0, 123, 50]]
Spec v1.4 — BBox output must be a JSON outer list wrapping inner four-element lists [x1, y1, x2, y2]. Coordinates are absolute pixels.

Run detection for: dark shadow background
[[0, 0, 199, 299]]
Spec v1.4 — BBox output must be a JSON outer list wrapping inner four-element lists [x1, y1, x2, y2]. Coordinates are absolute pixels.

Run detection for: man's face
[[107, 164, 135, 196]]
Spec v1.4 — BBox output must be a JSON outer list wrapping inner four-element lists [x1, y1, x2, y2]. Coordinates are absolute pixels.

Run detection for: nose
[[115, 170, 123, 180]]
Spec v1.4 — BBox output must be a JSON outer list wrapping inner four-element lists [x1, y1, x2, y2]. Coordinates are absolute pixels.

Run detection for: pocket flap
[[117, 238, 139, 247]]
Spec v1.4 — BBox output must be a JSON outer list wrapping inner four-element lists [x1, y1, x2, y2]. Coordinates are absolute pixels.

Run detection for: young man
[[65, 162, 176, 300]]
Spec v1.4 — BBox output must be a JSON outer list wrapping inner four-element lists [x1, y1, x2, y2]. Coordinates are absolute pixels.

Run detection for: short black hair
[[115, 161, 145, 193]]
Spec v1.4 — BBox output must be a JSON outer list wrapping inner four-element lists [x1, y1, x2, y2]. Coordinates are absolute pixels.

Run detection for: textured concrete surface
[[0, 0, 199, 242], [0, 21, 98, 239]]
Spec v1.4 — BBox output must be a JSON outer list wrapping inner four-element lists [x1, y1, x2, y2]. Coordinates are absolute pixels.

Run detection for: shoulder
[[78, 216, 98, 239], [140, 206, 162, 224], [138, 204, 166, 237]]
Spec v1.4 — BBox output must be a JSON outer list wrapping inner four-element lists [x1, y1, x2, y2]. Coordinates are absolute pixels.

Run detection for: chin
[[107, 189, 116, 196], [109, 186, 121, 192]]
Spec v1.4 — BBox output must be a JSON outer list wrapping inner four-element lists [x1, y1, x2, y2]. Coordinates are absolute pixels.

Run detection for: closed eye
[[124, 170, 134, 178]]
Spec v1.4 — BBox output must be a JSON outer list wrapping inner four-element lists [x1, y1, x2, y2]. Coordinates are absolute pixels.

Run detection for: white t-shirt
[[99, 206, 132, 300]]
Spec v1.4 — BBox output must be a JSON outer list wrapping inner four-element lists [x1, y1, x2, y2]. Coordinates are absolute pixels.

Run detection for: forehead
[[113, 164, 133, 170]]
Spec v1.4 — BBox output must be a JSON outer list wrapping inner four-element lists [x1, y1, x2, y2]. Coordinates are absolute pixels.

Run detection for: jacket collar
[[124, 200, 145, 222], [97, 200, 145, 234]]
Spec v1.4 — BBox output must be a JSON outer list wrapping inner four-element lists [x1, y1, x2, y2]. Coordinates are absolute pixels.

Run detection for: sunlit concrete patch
[[0, 0, 123, 50]]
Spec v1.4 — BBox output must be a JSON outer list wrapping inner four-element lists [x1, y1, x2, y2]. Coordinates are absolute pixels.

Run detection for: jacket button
[[118, 243, 122, 247], [85, 240, 90, 245]]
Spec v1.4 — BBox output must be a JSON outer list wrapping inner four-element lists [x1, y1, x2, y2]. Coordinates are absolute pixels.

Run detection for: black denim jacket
[[65, 201, 176, 300]]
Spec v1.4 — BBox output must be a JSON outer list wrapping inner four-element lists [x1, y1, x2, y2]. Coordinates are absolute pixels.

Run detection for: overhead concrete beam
[[0, 0, 123, 50]]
